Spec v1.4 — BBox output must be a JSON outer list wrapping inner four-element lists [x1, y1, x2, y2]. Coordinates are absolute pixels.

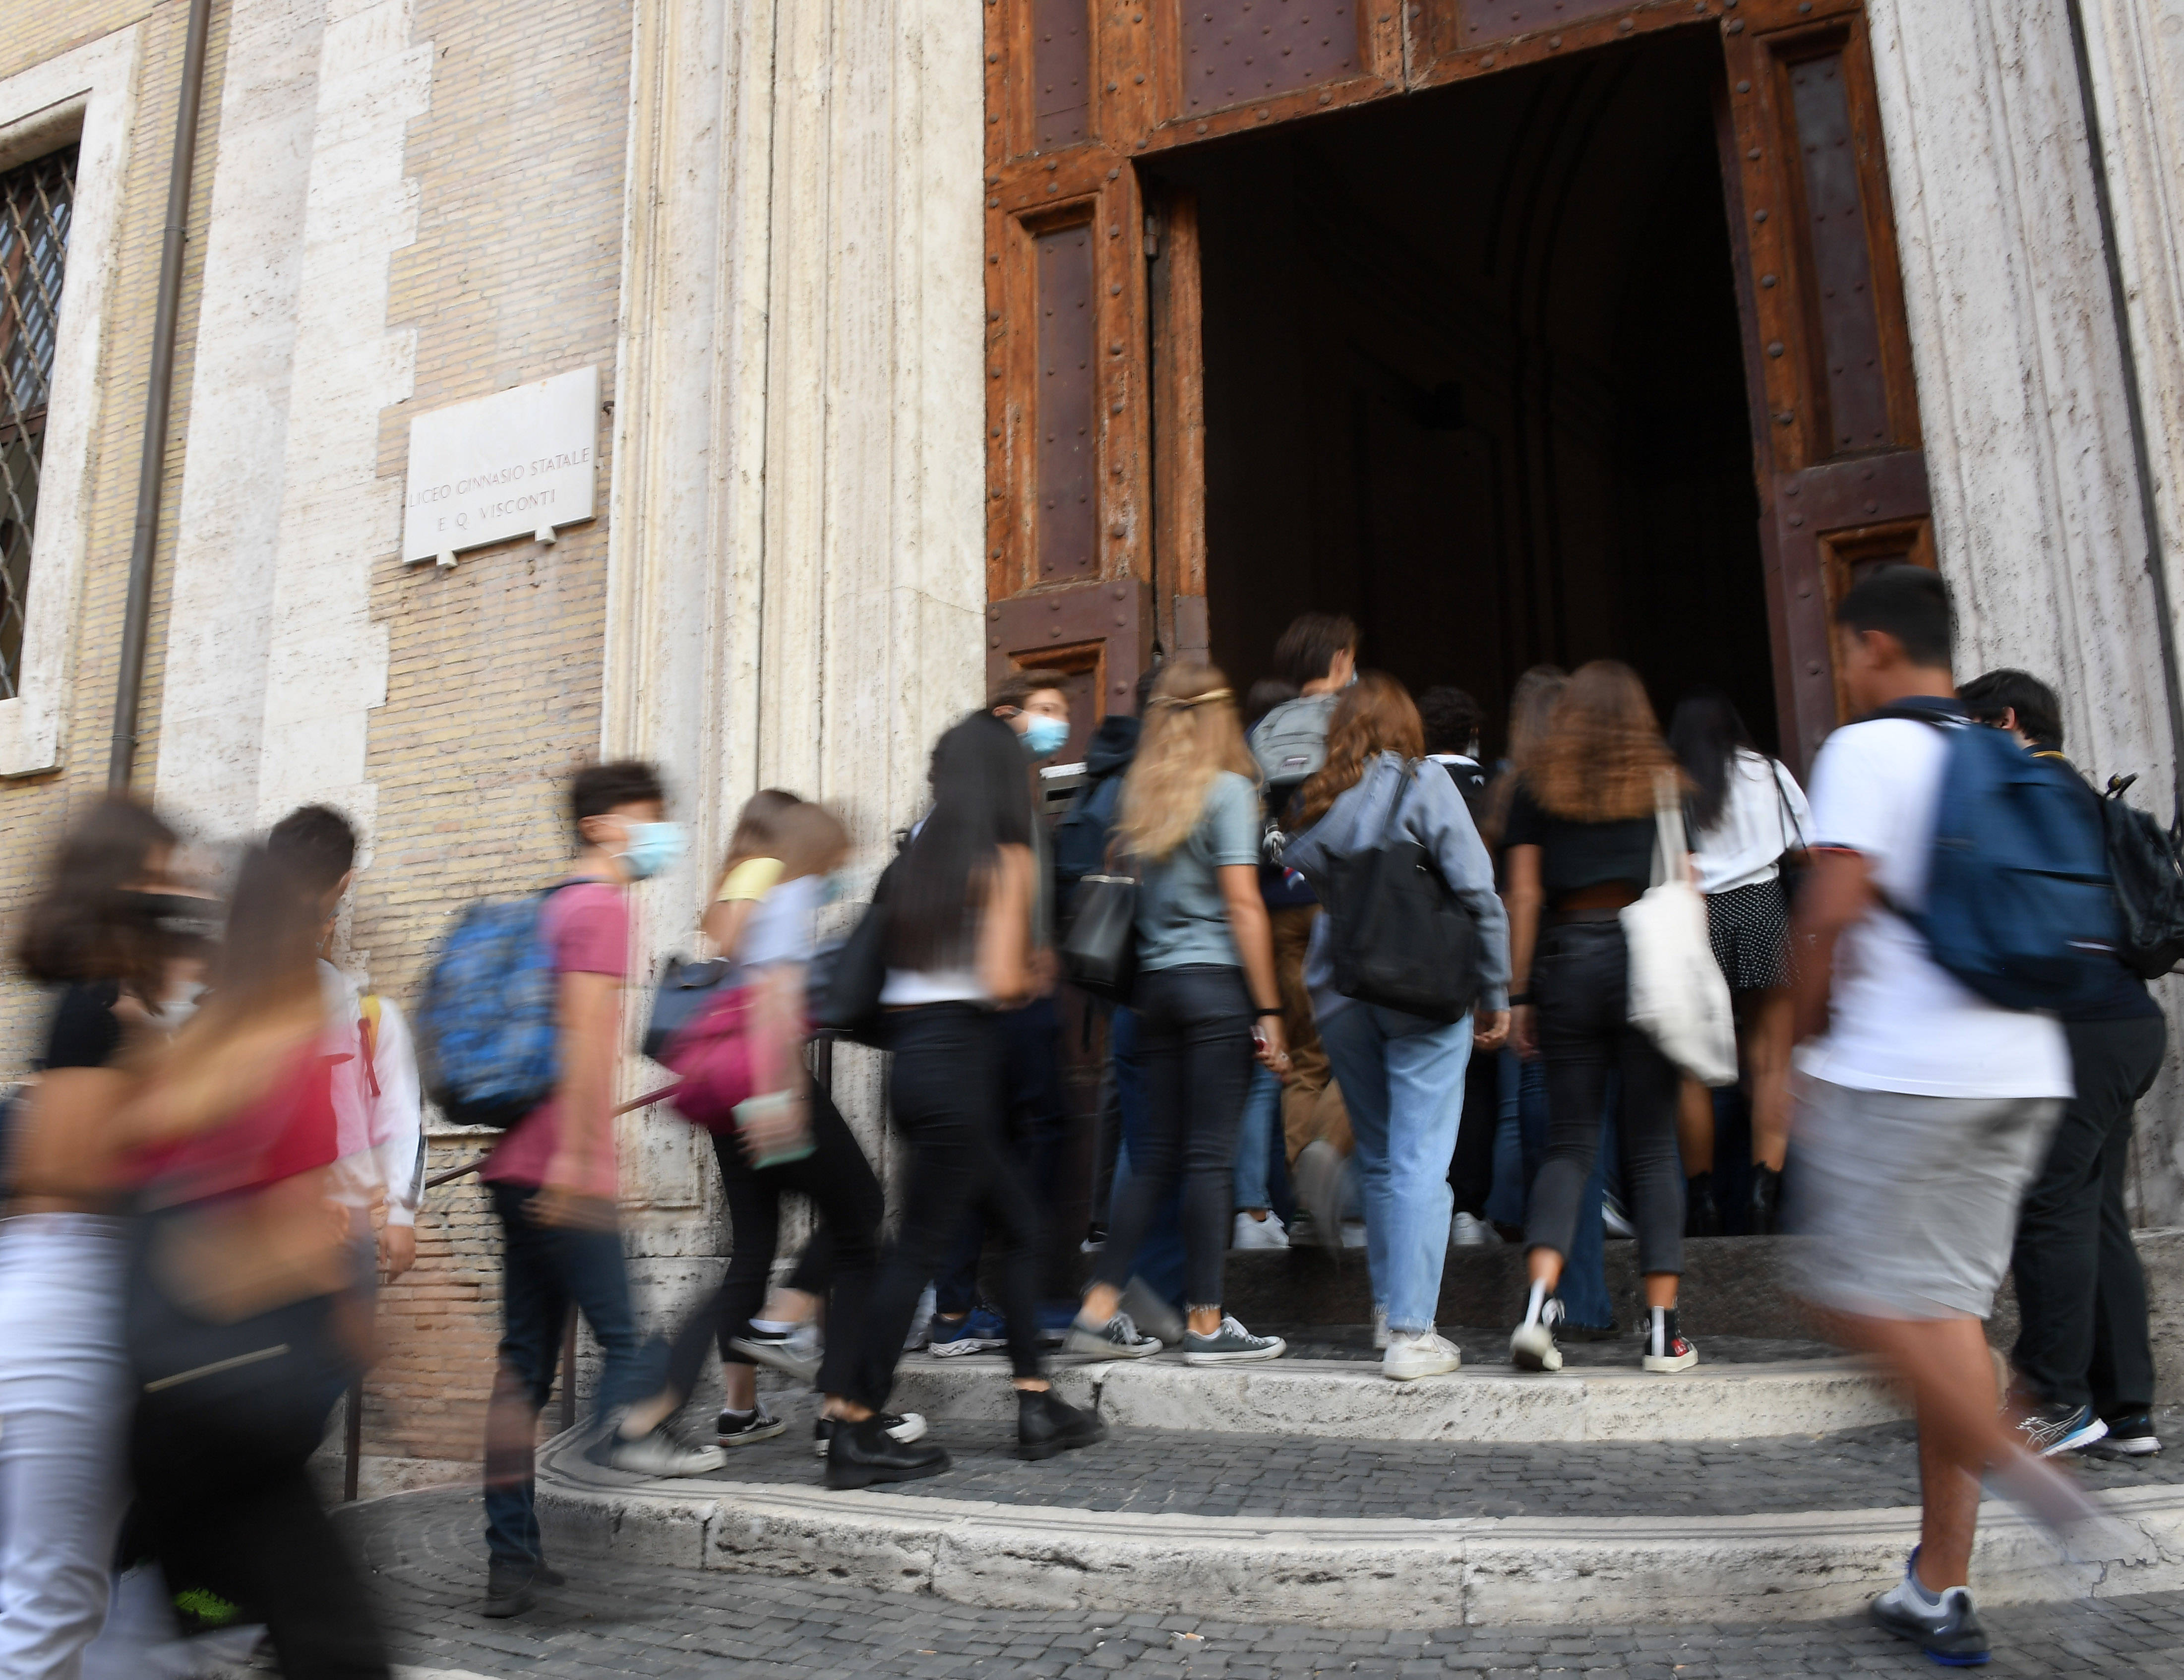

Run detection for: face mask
[[124, 890, 222, 950], [617, 821, 686, 882], [155, 979, 206, 1031], [1021, 715, 1070, 760], [816, 871, 848, 907]]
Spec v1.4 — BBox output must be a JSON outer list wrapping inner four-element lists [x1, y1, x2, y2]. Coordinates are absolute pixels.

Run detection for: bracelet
[[1508, 992, 1532, 1007], [1255, 1008, 1282, 1020]]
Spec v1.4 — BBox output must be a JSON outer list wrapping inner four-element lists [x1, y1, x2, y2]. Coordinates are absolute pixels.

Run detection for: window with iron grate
[[0, 145, 76, 701]]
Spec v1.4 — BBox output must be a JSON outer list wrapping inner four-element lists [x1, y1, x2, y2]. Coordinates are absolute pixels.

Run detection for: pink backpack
[[661, 986, 760, 1133]]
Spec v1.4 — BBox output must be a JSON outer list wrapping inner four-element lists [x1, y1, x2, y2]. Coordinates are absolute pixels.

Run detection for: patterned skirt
[[1705, 877, 1791, 993]]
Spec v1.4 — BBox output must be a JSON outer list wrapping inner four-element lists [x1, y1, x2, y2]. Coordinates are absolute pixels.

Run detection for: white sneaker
[[1370, 1305, 1390, 1350], [1232, 1210, 1289, 1250], [902, 1283, 936, 1352], [1449, 1212, 1500, 1248], [1339, 1218, 1368, 1249], [1383, 1330, 1462, 1382], [1510, 1296, 1565, 1374]]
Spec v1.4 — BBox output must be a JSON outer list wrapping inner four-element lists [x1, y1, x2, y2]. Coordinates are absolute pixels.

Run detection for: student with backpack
[[1251, 613, 1360, 1248], [1282, 674, 1510, 1381], [1790, 568, 2104, 1667], [1960, 668, 2168, 1461], [458, 761, 723, 1620]]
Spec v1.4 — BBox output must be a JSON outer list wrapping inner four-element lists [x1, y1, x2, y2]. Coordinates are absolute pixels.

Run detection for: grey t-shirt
[[1134, 770, 1261, 971]]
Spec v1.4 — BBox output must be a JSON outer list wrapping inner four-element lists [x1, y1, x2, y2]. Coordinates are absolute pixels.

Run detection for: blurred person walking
[[825, 714, 1104, 1484], [1793, 569, 2101, 1667], [1504, 662, 1697, 1376], [1070, 660, 1290, 1366], [469, 761, 721, 1620], [267, 806, 425, 1281], [0, 800, 206, 1679], [119, 845, 390, 1679], [1250, 614, 1358, 1246], [1232, 675, 1301, 1251], [1665, 692, 1811, 1235], [1284, 674, 1510, 1381], [1961, 667, 2168, 1461]]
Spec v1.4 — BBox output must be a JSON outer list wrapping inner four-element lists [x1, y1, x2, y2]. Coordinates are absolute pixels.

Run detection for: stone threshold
[[535, 1432, 2184, 1627], [884, 1354, 1907, 1442]]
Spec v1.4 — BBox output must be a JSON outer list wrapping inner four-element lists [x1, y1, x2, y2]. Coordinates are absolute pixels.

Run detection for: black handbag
[[1318, 770, 1481, 1023], [1060, 871, 1140, 1005], [811, 863, 896, 1046], [643, 955, 736, 1062]]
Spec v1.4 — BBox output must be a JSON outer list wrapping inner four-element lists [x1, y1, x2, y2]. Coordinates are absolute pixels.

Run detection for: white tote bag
[[1619, 777, 1738, 1086]]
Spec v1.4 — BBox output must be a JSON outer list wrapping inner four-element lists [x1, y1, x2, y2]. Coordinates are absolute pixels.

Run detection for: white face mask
[[156, 979, 206, 1031]]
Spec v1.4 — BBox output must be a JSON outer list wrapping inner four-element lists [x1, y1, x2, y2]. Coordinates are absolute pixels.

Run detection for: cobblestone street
[[347, 1488, 2184, 1679]]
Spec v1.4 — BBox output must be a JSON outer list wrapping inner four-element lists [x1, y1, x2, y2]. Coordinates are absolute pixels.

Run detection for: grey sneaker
[[1063, 1310, 1163, 1359], [605, 1421, 728, 1477], [1869, 1549, 1990, 1666], [728, 1323, 822, 1383], [1118, 1276, 1185, 1346], [1181, 1315, 1286, 1366]]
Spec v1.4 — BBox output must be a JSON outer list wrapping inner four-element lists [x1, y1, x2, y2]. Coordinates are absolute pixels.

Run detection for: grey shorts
[[1788, 1074, 2062, 1321]]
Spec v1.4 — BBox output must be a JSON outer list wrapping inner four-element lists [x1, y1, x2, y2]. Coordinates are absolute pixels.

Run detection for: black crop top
[[1502, 784, 1656, 903]]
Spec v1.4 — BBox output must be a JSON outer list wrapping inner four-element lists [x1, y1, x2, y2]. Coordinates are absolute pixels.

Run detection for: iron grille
[[0, 145, 77, 700]]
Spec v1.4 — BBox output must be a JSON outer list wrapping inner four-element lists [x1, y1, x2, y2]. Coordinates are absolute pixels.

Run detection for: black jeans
[[1524, 920, 1685, 1279], [850, 1004, 1047, 1408], [1095, 964, 1255, 1309], [935, 994, 1069, 1315], [1448, 1044, 1502, 1219], [2011, 1013, 2167, 1414], [663, 1083, 882, 1404], [484, 1182, 655, 1568]]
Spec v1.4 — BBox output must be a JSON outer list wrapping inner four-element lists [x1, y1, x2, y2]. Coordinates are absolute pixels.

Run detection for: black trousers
[[1448, 1043, 1501, 1219], [1094, 964, 1254, 1309], [1524, 920, 1685, 1279], [850, 1004, 1047, 1408], [935, 994, 1069, 1315], [2010, 1012, 2167, 1414], [663, 1083, 882, 1404]]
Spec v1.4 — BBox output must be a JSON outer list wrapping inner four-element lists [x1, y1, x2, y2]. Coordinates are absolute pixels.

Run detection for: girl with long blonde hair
[[1069, 661, 1290, 1365], [1502, 660, 1698, 1378]]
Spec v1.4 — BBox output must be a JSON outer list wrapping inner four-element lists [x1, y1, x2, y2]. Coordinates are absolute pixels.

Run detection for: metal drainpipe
[[2063, 0, 2184, 820], [107, 0, 213, 792]]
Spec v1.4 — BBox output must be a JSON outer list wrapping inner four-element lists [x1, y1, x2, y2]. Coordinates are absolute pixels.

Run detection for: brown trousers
[[1271, 904, 1351, 1162]]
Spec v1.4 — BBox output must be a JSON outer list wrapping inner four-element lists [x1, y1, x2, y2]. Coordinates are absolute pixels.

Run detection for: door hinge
[[1143, 215, 1159, 260]]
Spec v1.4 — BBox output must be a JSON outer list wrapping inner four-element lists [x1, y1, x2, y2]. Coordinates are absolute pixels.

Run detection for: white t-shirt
[[1693, 750, 1813, 895], [1793, 717, 2071, 1099]]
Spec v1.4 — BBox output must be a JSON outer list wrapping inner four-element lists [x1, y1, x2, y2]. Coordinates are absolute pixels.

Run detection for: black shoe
[[1748, 1162, 1783, 1235], [533, 1560, 567, 1588], [813, 1410, 927, 1459], [824, 1414, 951, 1490], [2088, 1409, 2164, 1457], [481, 1560, 537, 1618], [1684, 1172, 1721, 1238], [2014, 1399, 2108, 1458], [1870, 1549, 1991, 1666], [1016, 1388, 1107, 1461]]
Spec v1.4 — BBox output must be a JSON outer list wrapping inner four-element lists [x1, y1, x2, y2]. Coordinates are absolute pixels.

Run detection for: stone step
[[882, 1348, 1904, 1443], [538, 1407, 2184, 1627]]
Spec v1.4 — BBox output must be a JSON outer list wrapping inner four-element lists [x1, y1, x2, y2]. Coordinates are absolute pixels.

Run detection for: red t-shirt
[[480, 880, 630, 1199]]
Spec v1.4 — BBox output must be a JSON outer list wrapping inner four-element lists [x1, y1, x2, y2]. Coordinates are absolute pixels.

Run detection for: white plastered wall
[[1867, 0, 2184, 1219], [0, 26, 141, 778]]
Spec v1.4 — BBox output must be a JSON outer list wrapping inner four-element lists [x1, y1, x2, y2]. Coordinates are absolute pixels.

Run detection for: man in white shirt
[[268, 805, 423, 1278], [1790, 566, 2097, 1667]]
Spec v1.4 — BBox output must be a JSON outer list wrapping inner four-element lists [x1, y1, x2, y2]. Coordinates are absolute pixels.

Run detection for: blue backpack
[[1881, 707, 2122, 1012], [415, 882, 582, 1129]]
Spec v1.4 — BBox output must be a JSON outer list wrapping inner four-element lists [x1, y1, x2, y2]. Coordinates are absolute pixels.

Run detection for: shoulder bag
[[1319, 767, 1482, 1023], [1060, 859, 1139, 1005], [1620, 776, 1738, 1085]]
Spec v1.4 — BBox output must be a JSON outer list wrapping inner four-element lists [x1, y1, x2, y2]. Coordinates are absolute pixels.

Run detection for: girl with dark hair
[[1503, 661, 1699, 1377], [0, 797, 203, 1678], [1666, 689, 1811, 1234], [824, 712, 1103, 1485], [1283, 673, 1511, 1382]]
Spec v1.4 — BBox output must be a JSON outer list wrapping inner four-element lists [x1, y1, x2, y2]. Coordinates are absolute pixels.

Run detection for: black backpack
[[1310, 771, 1484, 1023], [2098, 773, 2184, 980]]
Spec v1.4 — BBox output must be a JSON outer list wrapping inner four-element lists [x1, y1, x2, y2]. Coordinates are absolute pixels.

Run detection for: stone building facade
[[5, 0, 2184, 1478]]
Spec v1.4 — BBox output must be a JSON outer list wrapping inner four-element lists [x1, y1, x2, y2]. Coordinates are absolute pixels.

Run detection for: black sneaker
[[716, 1405, 789, 1447], [480, 1559, 538, 1619], [2015, 1399, 2108, 1458], [728, 1323, 822, 1383], [1510, 1296, 1564, 1373], [2087, 1410, 2163, 1457], [824, 1414, 950, 1491], [1016, 1388, 1107, 1461], [1869, 1548, 1991, 1666], [813, 1411, 927, 1459], [1748, 1162, 1784, 1235], [1641, 1308, 1699, 1374]]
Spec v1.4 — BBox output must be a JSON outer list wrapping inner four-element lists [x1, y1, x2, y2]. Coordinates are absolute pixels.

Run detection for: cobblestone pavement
[[683, 1408, 2184, 1521], [345, 1488, 2184, 1679]]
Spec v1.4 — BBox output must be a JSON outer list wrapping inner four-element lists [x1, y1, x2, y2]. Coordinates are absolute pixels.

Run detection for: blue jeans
[[1516, 1057, 1617, 1329], [1320, 1003, 1473, 1335], [484, 1183, 655, 1569], [1234, 1064, 1279, 1211]]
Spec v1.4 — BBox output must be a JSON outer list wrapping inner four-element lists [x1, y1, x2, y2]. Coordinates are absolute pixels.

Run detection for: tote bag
[[1620, 777, 1738, 1086]]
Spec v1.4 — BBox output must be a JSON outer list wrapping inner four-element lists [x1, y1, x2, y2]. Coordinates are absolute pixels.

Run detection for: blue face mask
[[617, 820, 686, 882], [816, 871, 848, 907], [1022, 715, 1070, 760]]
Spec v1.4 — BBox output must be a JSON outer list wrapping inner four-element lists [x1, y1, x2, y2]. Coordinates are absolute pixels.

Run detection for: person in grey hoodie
[[1282, 673, 1511, 1382]]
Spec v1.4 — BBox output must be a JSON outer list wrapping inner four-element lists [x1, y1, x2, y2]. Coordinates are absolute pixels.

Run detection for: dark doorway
[[1161, 28, 1776, 755]]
